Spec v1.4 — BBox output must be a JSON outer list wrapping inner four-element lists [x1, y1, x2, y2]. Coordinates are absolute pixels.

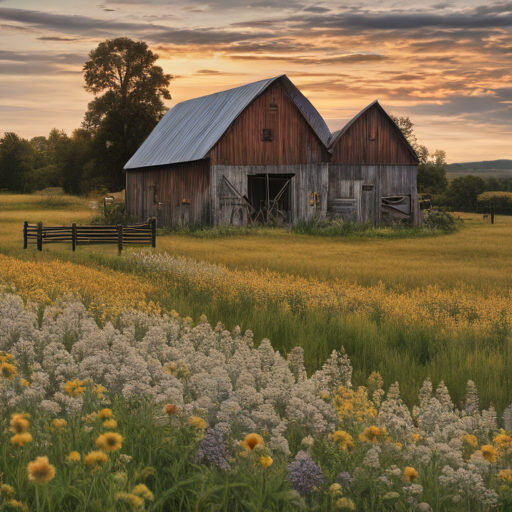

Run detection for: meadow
[[1, 192, 512, 511]]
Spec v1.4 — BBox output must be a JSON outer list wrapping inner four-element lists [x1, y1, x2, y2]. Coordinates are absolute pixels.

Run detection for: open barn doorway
[[247, 174, 294, 224]]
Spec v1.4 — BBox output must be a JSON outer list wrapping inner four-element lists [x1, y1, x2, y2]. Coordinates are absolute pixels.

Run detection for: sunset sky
[[1, 0, 511, 162]]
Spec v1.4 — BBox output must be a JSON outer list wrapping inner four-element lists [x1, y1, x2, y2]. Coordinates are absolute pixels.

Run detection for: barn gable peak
[[124, 75, 331, 170]]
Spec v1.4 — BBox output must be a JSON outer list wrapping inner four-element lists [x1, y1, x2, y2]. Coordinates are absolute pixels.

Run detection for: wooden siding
[[327, 165, 419, 225], [125, 160, 211, 226], [209, 81, 329, 166], [212, 165, 328, 225], [331, 104, 418, 165]]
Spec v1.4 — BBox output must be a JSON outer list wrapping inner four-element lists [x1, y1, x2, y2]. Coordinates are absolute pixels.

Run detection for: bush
[[90, 202, 135, 226], [424, 210, 463, 232]]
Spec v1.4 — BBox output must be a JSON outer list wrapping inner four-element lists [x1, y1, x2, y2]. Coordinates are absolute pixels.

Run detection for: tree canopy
[[82, 37, 173, 191]]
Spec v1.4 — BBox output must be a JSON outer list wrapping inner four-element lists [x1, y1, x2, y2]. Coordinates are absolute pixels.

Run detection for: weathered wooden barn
[[125, 75, 420, 226]]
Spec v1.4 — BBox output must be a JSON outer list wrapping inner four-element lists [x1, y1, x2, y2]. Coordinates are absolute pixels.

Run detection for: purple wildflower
[[287, 453, 324, 497], [336, 471, 353, 488], [195, 427, 231, 471]]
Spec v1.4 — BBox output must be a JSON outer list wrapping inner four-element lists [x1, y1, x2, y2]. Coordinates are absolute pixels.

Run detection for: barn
[[124, 75, 420, 227]]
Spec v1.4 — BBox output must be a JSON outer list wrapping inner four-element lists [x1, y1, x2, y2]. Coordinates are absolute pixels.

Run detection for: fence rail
[[24, 218, 156, 252]]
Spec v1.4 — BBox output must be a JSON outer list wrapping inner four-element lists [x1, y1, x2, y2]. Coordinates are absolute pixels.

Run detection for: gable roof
[[327, 100, 419, 164], [125, 75, 332, 170]]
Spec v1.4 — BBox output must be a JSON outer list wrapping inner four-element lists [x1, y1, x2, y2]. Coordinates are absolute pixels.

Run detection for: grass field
[[0, 193, 511, 412], [1, 192, 512, 511]]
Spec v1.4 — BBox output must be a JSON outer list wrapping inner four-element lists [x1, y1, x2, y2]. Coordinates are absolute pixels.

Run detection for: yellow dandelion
[[66, 451, 81, 462], [359, 426, 380, 443], [85, 451, 109, 467], [481, 445, 498, 462], [332, 430, 355, 451], [189, 416, 207, 429], [27, 456, 56, 484], [11, 433, 33, 447], [240, 433, 265, 452], [116, 492, 144, 507], [132, 483, 154, 501], [95, 432, 124, 452], [103, 419, 117, 429], [405, 467, 418, 482], [10, 414, 30, 434], [260, 456, 273, 468], [97, 408, 113, 419]]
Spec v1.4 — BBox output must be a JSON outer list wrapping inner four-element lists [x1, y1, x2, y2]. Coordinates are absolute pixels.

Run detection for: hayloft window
[[262, 128, 273, 141], [369, 125, 377, 141], [270, 102, 278, 111]]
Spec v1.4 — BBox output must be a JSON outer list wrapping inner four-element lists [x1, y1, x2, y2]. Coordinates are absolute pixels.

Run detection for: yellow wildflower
[[335, 497, 355, 510], [411, 433, 421, 443], [85, 451, 108, 467], [27, 456, 56, 484], [10, 414, 30, 434], [1, 362, 17, 380], [359, 426, 380, 443], [332, 430, 355, 451], [51, 419, 67, 431], [66, 451, 81, 462], [494, 433, 512, 454], [0, 484, 16, 499], [97, 408, 113, 419], [240, 433, 265, 452], [11, 433, 33, 447], [462, 434, 478, 447], [115, 492, 144, 507], [5, 499, 28, 511], [132, 483, 154, 501], [64, 379, 87, 397], [95, 432, 124, 452], [103, 419, 118, 429], [93, 384, 107, 398], [481, 445, 498, 462], [164, 404, 178, 415], [189, 416, 207, 429], [498, 469, 512, 483], [260, 456, 273, 468], [405, 467, 418, 482], [330, 483, 343, 495], [19, 378, 30, 387]]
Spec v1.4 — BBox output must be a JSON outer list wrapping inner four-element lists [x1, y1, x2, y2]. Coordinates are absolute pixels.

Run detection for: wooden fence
[[24, 218, 156, 252]]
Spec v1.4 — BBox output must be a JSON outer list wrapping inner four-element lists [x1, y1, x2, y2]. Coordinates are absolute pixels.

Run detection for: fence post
[[37, 221, 43, 252], [117, 224, 123, 254], [150, 217, 156, 248], [72, 223, 77, 252], [23, 221, 28, 249]]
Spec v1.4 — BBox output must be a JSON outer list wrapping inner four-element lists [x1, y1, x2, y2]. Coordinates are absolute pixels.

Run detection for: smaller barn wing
[[125, 75, 332, 170], [328, 100, 419, 164]]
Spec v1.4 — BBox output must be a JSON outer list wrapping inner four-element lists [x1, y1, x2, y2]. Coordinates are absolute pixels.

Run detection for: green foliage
[[90, 202, 135, 226], [423, 210, 462, 232], [418, 163, 448, 194], [0, 133, 34, 192], [448, 175, 487, 211], [477, 191, 512, 214]]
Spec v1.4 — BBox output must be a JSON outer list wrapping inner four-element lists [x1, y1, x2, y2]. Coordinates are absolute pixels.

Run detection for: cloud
[[0, 22, 30, 32], [303, 6, 331, 13], [37, 36, 79, 41]]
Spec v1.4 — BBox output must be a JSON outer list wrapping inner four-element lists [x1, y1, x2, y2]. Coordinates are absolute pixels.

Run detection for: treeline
[[0, 37, 172, 196]]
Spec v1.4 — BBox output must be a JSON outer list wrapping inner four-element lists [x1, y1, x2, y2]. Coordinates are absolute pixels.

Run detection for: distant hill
[[446, 159, 512, 179]]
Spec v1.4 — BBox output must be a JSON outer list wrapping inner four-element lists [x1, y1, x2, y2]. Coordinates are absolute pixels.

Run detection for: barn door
[[362, 184, 376, 225]]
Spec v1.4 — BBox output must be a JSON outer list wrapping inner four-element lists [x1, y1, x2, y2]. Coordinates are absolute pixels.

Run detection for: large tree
[[83, 37, 172, 191], [0, 133, 34, 192]]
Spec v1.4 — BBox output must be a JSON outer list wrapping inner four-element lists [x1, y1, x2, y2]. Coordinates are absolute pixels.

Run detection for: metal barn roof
[[124, 75, 332, 170]]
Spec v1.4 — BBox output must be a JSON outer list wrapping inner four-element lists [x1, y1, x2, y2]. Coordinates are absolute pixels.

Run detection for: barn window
[[262, 128, 273, 141], [151, 184, 159, 204], [369, 125, 377, 141], [270, 102, 278, 111]]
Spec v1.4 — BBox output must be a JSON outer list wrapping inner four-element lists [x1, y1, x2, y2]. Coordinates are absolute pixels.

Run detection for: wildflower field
[[1, 193, 512, 511]]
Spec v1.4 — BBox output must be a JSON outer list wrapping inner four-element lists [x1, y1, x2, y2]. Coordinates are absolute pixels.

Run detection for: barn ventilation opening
[[247, 174, 294, 224]]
